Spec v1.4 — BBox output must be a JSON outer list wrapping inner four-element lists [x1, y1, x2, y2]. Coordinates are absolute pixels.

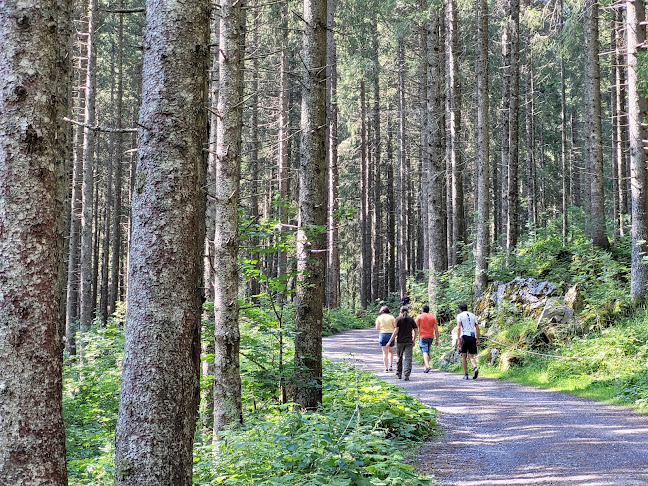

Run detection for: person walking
[[416, 305, 439, 373], [375, 305, 396, 372], [456, 302, 480, 379], [387, 306, 418, 380]]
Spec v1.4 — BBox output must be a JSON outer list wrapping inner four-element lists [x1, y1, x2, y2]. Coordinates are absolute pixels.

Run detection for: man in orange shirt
[[416, 305, 439, 373]]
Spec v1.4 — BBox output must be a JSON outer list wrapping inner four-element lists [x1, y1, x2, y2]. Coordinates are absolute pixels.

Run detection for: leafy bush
[[195, 361, 435, 485], [64, 321, 122, 485]]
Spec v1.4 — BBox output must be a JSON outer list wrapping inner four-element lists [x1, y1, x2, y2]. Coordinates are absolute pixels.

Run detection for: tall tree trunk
[[326, 0, 340, 309], [560, 0, 568, 245], [584, 0, 609, 249], [114, 0, 209, 482], [99, 46, 116, 324], [419, 23, 429, 272], [387, 115, 396, 293], [57, 0, 74, 344], [109, 5, 125, 315], [397, 42, 408, 298], [426, 10, 447, 309], [79, 0, 98, 335], [506, 0, 520, 253], [277, 1, 290, 282], [613, 8, 628, 237], [526, 51, 537, 230], [360, 81, 371, 308], [66, 87, 84, 355], [249, 4, 261, 300], [0, 0, 69, 481], [474, 0, 490, 297], [201, 9, 219, 432], [627, 0, 648, 303], [92, 157, 101, 317], [371, 23, 382, 301], [213, 0, 244, 433], [500, 5, 511, 246], [446, 0, 465, 265], [294, 0, 327, 410]]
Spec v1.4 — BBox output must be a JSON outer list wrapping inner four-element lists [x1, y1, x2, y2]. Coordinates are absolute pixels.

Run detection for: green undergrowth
[[64, 308, 434, 485], [408, 210, 648, 413], [480, 311, 648, 411], [194, 361, 435, 485]]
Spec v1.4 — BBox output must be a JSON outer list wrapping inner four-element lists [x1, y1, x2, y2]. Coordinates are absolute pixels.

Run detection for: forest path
[[323, 327, 648, 486]]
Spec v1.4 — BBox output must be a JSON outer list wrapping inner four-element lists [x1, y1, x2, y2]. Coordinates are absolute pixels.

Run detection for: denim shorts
[[379, 333, 394, 347], [419, 337, 435, 354]]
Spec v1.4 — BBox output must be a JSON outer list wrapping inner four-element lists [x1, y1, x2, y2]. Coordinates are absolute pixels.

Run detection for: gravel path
[[323, 327, 648, 486]]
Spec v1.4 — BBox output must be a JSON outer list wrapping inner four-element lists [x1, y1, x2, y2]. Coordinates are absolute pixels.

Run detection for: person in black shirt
[[387, 306, 418, 380]]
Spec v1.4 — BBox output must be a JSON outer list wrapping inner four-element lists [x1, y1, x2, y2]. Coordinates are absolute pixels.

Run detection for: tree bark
[[499, 4, 511, 245], [526, 49, 537, 230], [0, 0, 69, 481], [474, 0, 490, 297], [613, 8, 628, 237], [114, 0, 209, 481], [446, 0, 465, 265], [506, 0, 520, 254], [584, 0, 609, 249], [426, 11, 448, 309], [326, 0, 340, 309], [397, 43, 408, 299], [201, 8, 219, 432], [570, 110, 582, 207], [627, 0, 648, 303], [249, 3, 261, 301], [294, 0, 327, 410], [212, 0, 245, 433], [387, 115, 396, 293], [109, 5, 125, 316], [360, 81, 371, 308], [277, 1, 290, 281], [371, 22, 382, 302], [560, 0, 568, 245], [79, 0, 98, 335]]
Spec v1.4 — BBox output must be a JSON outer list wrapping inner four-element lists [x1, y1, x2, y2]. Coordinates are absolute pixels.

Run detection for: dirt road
[[323, 327, 648, 486]]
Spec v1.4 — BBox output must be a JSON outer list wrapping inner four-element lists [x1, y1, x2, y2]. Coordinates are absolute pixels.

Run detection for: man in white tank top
[[456, 303, 480, 379]]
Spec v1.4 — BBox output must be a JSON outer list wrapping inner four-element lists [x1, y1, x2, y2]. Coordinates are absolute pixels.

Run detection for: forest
[[1, 0, 648, 483]]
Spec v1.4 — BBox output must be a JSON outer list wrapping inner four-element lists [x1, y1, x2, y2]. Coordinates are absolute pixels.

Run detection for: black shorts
[[460, 335, 478, 355]]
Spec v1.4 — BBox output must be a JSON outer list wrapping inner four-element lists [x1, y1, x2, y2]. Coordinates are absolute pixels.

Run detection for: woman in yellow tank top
[[375, 305, 396, 372]]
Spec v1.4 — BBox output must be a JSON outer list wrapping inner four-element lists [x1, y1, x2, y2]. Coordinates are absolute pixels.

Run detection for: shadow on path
[[323, 327, 648, 486]]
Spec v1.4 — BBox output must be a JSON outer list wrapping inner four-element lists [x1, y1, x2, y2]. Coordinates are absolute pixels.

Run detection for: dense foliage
[[64, 309, 435, 485]]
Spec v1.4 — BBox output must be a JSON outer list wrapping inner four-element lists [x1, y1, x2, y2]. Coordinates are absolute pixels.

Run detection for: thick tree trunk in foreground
[[0, 0, 68, 482], [294, 0, 327, 410], [474, 0, 490, 297], [627, 0, 648, 303], [114, 0, 209, 482], [212, 0, 244, 433]]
